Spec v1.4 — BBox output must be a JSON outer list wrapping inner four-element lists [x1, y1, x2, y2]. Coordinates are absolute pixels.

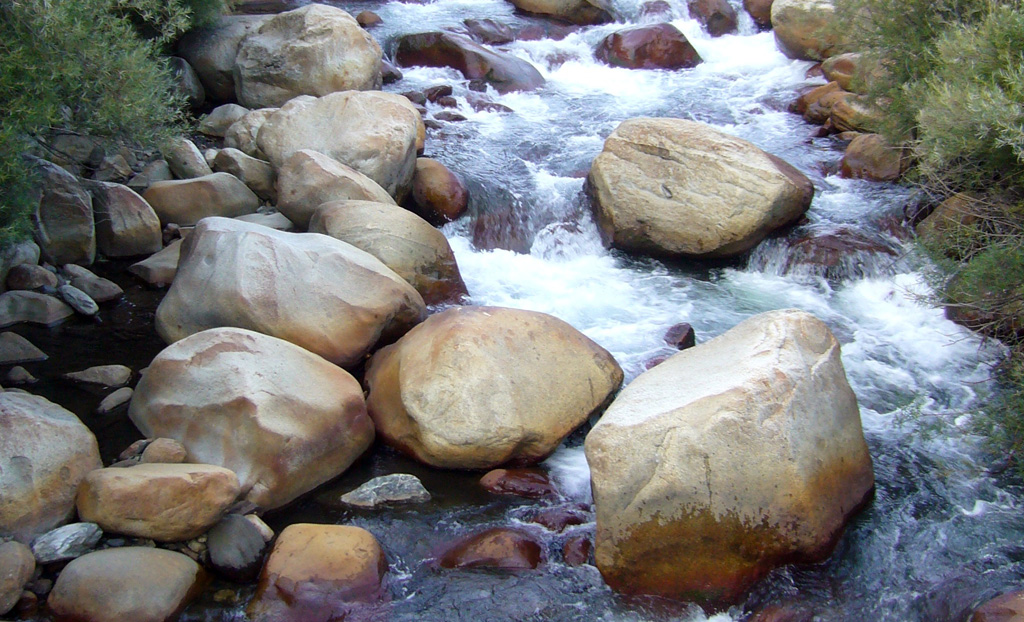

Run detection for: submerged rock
[[339, 474, 431, 508], [439, 527, 544, 570], [688, 0, 738, 36], [411, 158, 469, 224], [595, 23, 702, 69], [480, 468, 558, 499]]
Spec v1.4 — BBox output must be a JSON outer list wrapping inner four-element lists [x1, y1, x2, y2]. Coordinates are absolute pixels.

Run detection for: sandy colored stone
[[63, 364, 132, 388], [0, 291, 74, 328], [143, 173, 260, 227], [96, 387, 133, 414], [0, 332, 46, 364], [140, 438, 188, 464], [0, 541, 34, 616], [200, 104, 250, 138], [88, 181, 163, 258], [129, 239, 182, 286], [504, 0, 612, 25], [175, 14, 269, 102], [840, 133, 905, 181], [771, 0, 844, 61], [161, 137, 213, 180], [277, 150, 395, 230], [212, 148, 275, 202], [224, 108, 277, 159]]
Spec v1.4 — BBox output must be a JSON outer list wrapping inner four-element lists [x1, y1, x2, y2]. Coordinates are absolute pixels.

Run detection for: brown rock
[[529, 506, 589, 531], [744, 0, 774, 29], [356, 10, 382, 27], [143, 173, 260, 227], [199, 104, 250, 138], [463, 18, 515, 44], [6, 264, 57, 291], [748, 604, 815, 622], [31, 159, 95, 266], [688, 0, 738, 36], [411, 158, 470, 224], [212, 148, 276, 202], [0, 291, 74, 328], [916, 194, 980, 246], [161, 137, 213, 180], [840, 133, 905, 181], [480, 468, 558, 499], [594, 23, 701, 70], [88, 182, 163, 258], [440, 528, 544, 569], [0, 541, 34, 616], [664, 322, 696, 349], [276, 150, 396, 230], [771, 0, 844, 61], [505, 0, 612, 25], [830, 93, 881, 133], [792, 81, 841, 118], [395, 32, 545, 94], [970, 591, 1024, 622], [139, 438, 188, 464], [562, 535, 592, 566]]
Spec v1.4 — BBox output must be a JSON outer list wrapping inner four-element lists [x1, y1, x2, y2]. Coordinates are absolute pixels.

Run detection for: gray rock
[[0, 541, 34, 616], [0, 332, 47, 364], [0, 291, 74, 328], [340, 473, 431, 508], [30, 158, 96, 266], [160, 137, 212, 180], [6, 366, 38, 385], [142, 173, 260, 227], [63, 365, 132, 388], [234, 212, 295, 231], [170, 57, 205, 108], [6, 264, 58, 291], [62, 264, 124, 303], [175, 15, 270, 102], [30, 522, 103, 564], [206, 514, 267, 582], [97, 387, 133, 414], [127, 160, 174, 193], [199, 104, 250, 138], [88, 181, 163, 258], [92, 154, 133, 182], [212, 148, 275, 202], [58, 284, 99, 316], [0, 241, 41, 295]]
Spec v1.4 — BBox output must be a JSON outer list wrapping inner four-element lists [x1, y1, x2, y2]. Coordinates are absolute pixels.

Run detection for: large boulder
[[594, 23, 702, 70], [48, 547, 205, 622], [587, 118, 813, 258], [0, 392, 102, 541], [87, 181, 163, 257], [257, 91, 423, 201], [364, 306, 623, 469], [129, 327, 376, 509], [585, 309, 874, 607], [142, 173, 260, 227], [744, 0, 773, 29], [76, 463, 241, 542], [395, 32, 545, 94], [155, 218, 425, 367], [31, 159, 95, 266], [233, 4, 382, 109], [247, 524, 387, 622], [276, 150, 396, 230], [771, 0, 843, 61], [309, 200, 467, 305], [128, 238, 182, 286], [504, 0, 613, 25], [176, 15, 269, 102]]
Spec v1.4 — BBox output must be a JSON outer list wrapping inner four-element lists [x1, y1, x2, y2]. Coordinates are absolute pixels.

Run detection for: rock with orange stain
[[480, 468, 558, 499], [439, 528, 544, 570]]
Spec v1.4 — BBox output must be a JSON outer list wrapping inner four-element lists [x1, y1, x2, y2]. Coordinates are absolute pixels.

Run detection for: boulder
[[917, 194, 979, 246], [206, 514, 267, 582], [176, 14, 269, 102], [0, 541, 34, 616], [821, 52, 861, 92], [76, 463, 240, 542], [480, 468, 557, 499], [170, 57, 206, 108], [142, 173, 260, 227], [796, 82, 845, 124], [88, 182, 163, 257], [5, 264, 57, 291], [0, 392, 102, 541], [29, 522, 102, 564], [161, 137, 213, 180], [199, 104, 250, 137], [364, 306, 623, 469], [771, 0, 843, 61], [840, 133, 905, 181], [63, 364, 132, 388], [0, 332, 47, 364], [0, 291, 74, 328], [31, 159, 95, 266], [585, 309, 874, 607], [969, 591, 1024, 622], [411, 158, 469, 224], [830, 93, 881, 133], [395, 32, 545, 94], [563, 535, 592, 566], [744, 0, 773, 29], [276, 150, 396, 230], [687, 0, 738, 36], [339, 474, 431, 508], [212, 148, 276, 202], [234, 5, 382, 109], [128, 239, 182, 286], [247, 524, 387, 622], [129, 327, 376, 509], [309, 200, 467, 305], [504, 0, 613, 25], [257, 91, 422, 201], [224, 107, 277, 159], [439, 527, 544, 569], [587, 118, 813, 258], [594, 23, 702, 70], [139, 438, 188, 464], [47, 547, 205, 622], [155, 218, 425, 367]]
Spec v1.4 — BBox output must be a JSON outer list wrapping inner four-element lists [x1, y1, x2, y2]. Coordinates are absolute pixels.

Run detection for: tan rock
[[199, 103, 250, 137], [365, 306, 623, 469], [5, 264, 57, 291], [224, 107, 277, 159], [277, 150, 395, 230], [212, 148, 276, 202], [143, 173, 260, 227], [140, 438, 187, 464], [0, 291, 74, 328], [411, 158, 469, 224], [505, 0, 612, 25], [0, 392, 102, 541], [96, 387, 133, 414], [48, 547, 205, 622], [248, 524, 386, 621], [585, 309, 874, 608], [63, 364, 132, 388], [916, 194, 980, 245], [76, 463, 240, 541], [234, 4, 382, 108], [0, 541, 34, 616], [234, 212, 295, 231], [969, 591, 1024, 622], [127, 160, 174, 194], [161, 137, 213, 180], [129, 327, 376, 509], [175, 14, 269, 102], [0, 332, 47, 365], [257, 91, 423, 201], [88, 181, 163, 258], [587, 118, 813, 258], [830, 93, 881, 133], [840, 133, 905, 181], [128, 239, 182, 286], [771, 0, 844, 60], [309, 200, 467, 304]]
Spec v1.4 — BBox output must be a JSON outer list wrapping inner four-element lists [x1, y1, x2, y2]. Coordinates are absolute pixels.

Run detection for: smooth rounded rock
[[970, 591, 1024, 622], [395, 32, 545, 94], [96, 387, 133, 414], [176, 15, 269, 102], [57, 285, 98, 317], [0, 333, 46, 365], [439, 527, 544, 570], [212, 148, 275, 202], [128, 239, 182, 286], [411, 158, 469, 224], [5, 264, 57, 292], [30, 158, 95, 266], [771, 0, 843, 61], [224, 108, 277, 159], [595, 23, 701, 69], [161, 137, 213, 180], [139, 438, 187, 464], [0, 541, 34, 616], [88, 182, 163, 258], [505, 0, 612, 25], [200, 104, 250, 138], [480, 468, 558, 499], [143, 173, 260, 227], [277, 150, 396, 229], [840, 133, 904, 181], [744, 0, 773, 29], [688, 0, 738, 36]]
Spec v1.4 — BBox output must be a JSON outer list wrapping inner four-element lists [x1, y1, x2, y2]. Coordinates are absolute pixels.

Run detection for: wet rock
[[143, 172, 260, 227], [128, 239, 182, 286], [439, 527, 544, 570], [63, 364, 132, 388], [0, 392, 102, 541], [57, 284, 99, 316], [395, 32, 545, 94], [199, 104, 250, 138], [48, 547, 205, 622], [664, 322, 696, 350], [687, 0, 738, 36], [155, 218, 425, 367], [139, 438, 187, 464], [563, 535, 592, 566], [30, 522, 102, 564], [76, 463, 240, 542], [365, 306, 622, 469], [96, 387, 133, 414], [744, 0, 774, 29], [88, 181, 164, 258], [206, 514, 267, 582], [176, 15, 269, 102], [748, 604, 815, 622], [840, 133, 906, 181], [257, 91, 422, 201], [585, 309, 874, 608], [6, 366, 37, 385], [411, 157, 470, 224], [212, 148, 276, 202], [381, 59, 403, 84], [480, 468, 558, 499], [356, 10, 382, 27], [434, 110, 468, 123], [969, 591, 1024, 622], [830, 93, 881, 133], [339, 474, 431, 508], [160, 137, 213, 180], [472, 207, 532, 253], [467, 92, 514, 113], [588, 118, 813, 259], [0, 541, 34, 616], [781, 229, 898, 280], [224, 108, 277, 159], [234, 5, 382, 109], [30, 158, 96, 266], [771, 0, 844, 61], [277, 150, 396, 229], [0, 291, 74, 328], [0, 333, 46, 364], [530, 506, 588, 532], [309, 200, 468, 305], [505, 0, 612, 26], [127, 160, 174, 193], [247, 524, 387, 621], [6, 264, 57, 291], [464, 18, 515, 44], [130, 327, 376, 509], [795, 81, 844, 123]]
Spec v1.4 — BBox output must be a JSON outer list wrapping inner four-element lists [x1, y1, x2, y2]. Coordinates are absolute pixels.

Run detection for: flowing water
[[22, 0, 1024, 620]]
